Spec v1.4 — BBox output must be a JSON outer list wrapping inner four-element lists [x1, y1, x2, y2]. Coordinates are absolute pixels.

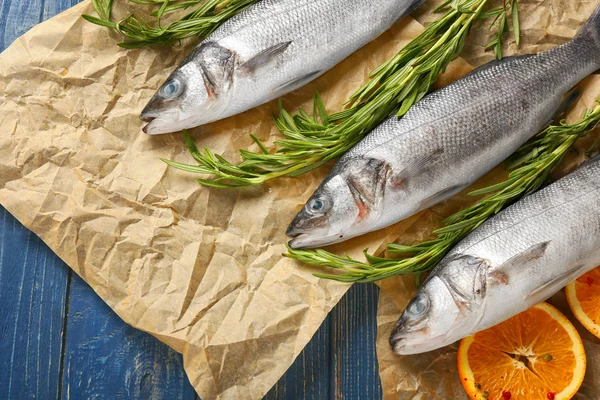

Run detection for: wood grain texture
[[0, 0, 383, 398], [331, 283, 382, 400], [265, 314, 331, 400], [61, 273, 198, 400], [0, 208, 70, 400]]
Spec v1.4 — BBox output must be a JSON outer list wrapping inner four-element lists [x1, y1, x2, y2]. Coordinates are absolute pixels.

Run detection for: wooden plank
[[331, 283, 382, 399], [1, 1, 196, 399], [265, 284, 383, 400], [60, 273, 198, 400], [42, 0, 82, 21], [0, 0, 81, 50], [0, 1, 74, 397], [265, 314, 331, 400], [0, 0, 44, 50], [0, 207, 70, 400]]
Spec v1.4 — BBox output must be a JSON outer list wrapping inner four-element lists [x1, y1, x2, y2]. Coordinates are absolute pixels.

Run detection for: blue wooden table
[[0, 1, 383, 398]]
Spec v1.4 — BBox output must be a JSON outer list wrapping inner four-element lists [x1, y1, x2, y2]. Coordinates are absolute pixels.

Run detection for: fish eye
[[407, 294, 429, 317], [160, 78, 182, 99], [307, 196, 330, 214]]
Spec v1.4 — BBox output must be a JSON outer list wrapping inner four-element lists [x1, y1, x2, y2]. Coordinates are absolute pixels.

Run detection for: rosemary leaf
[[170, 0, 521, 187], [485, 0, 520, 59], [83, 0, 259, 47], [284, 103, 600, 283]]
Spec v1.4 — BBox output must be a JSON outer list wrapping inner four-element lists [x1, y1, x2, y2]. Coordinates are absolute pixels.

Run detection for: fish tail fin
[[575, 6, 600, 59]]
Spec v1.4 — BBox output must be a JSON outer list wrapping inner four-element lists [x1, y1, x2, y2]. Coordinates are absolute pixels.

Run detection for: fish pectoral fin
[[497, 241, 551, 275], [401, 148, 444, 176], [241, 41, 293, 73], [418, 184, 467, 209], [272, 70, 323, 95], [526, 264, 588, 302], [487, 242, 551, 288], [392, 147, 445, 192]]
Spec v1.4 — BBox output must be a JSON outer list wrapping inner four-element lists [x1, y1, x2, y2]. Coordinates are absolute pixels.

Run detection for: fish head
[[286, 174, 361, 248], [390, 254, 491, 355], [141, 42, 235, 134], [287, 157, 390, 249], [389, 276, 463, 355]]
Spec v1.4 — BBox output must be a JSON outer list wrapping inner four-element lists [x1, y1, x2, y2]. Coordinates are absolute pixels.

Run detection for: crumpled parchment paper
[[377, 1, 600, 398], [0, 2, 447, 399], [1, 0, 598, 398]]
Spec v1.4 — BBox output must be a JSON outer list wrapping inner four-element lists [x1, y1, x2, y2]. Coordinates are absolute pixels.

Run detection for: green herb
[[484, 0, 520, 59], [83, 0, 259, 48], [166, 0, 520, 187], [285, 103, 600, 283]]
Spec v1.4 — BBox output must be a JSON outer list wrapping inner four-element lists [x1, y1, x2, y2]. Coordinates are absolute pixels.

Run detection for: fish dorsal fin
[[526, 264, 589, 303], [241, 41, 293, 73]]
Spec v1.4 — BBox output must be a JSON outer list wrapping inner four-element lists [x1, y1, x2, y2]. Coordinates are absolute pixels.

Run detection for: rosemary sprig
[[83, 0, 259, 48], [484, 0, 520, 59], [166, 0, 519, 187], [285, 103, 600, 283]]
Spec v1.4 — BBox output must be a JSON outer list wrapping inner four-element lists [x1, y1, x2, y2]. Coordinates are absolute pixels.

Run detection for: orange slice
[[566, 265, 600, 339], [457, 302, 586, 400]]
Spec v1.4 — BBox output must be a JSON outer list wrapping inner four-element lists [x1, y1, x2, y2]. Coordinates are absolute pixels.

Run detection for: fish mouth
[[287, 233, 312, 249], [287, 232, 347, 250], [286, 226, 311, 249], [286, 221, 314, 248], [389, 335, 405, 349], [142, 120, 160, 135], [389, 333, 450, 355], [140, 111, 182, 135], [140, 112, 161, 135], [140, 113, 156, 123]]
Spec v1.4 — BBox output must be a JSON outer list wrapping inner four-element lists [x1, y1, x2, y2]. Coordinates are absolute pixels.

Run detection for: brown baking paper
[[0, 2, 453, 399], [377, 1, 600, 398]]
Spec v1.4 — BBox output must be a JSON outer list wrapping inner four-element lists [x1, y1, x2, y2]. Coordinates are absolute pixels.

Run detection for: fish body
[[287, 6, 600, 249], [141, 0, 424, 134], [390, 156, 600, 355]]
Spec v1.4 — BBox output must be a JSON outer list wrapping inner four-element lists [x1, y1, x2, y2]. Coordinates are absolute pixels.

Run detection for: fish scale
[[287, 6, 600, 249], [216, 0, 418, 113], [390, 157, 600, 355], [141, 0, 424, 134]]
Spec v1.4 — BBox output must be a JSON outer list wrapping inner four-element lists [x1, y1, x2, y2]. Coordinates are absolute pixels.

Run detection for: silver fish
[[286, 6, 600, 249], [140, 0, 424, 135], [389, 156, 600, 355]]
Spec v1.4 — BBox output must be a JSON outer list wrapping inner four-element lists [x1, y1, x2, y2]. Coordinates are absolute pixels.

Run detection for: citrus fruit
[[566, 265, 600, 339], [457, 302, 586, 400]]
